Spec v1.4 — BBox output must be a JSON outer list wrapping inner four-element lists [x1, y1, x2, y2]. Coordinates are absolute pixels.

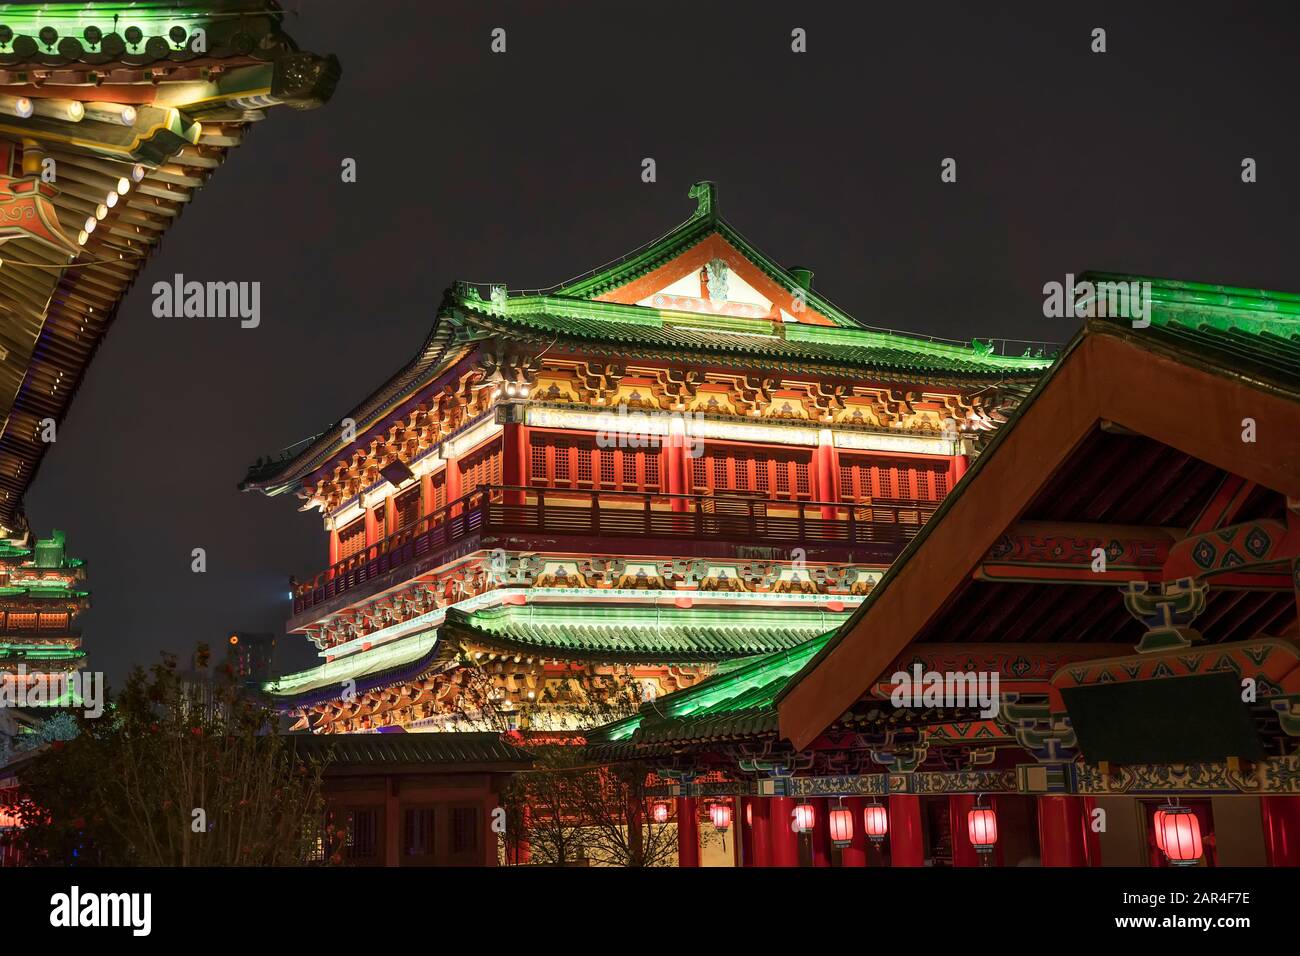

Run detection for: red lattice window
[[839, 455, 950, 503], [529, 433, 662, 492], [338, 517, 366, 560], [460, 440, 502, 493], [393, 485, 421, 530], [691, 444, 813, 500]]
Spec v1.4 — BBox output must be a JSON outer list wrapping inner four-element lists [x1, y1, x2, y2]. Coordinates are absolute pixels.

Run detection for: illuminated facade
[[244, 181, 1051, 736]]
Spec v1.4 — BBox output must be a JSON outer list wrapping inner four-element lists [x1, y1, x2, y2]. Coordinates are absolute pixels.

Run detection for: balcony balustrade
[[290, 485, 937, 615]]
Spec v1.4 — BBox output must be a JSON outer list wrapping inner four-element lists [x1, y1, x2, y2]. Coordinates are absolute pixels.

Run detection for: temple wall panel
[[1210, 796, 1267, 866], [1093, 796, 1146, 866]]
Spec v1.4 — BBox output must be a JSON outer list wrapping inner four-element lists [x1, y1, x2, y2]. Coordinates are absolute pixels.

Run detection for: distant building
[[225, 632, 277, 686], [0, 530, 88, 709]]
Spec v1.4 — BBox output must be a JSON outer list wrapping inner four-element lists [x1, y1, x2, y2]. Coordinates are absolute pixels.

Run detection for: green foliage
[[5, 645, 334, 866]]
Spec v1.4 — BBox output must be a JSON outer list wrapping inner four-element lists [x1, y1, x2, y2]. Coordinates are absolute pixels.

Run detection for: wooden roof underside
[[0, 9, 337, 532]]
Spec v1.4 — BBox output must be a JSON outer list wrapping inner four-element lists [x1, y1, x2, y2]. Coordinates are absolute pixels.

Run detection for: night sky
[[25, 1, 1300, 687]]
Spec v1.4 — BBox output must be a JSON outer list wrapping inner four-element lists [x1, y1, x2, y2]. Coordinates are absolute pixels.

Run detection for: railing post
[[591, 490, 600, 536], [537, 487, 546, 533]]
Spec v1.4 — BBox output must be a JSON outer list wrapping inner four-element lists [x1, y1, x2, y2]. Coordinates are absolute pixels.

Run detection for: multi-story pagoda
[[0, 530, 87, 705], [244, 181, 1052, 736]]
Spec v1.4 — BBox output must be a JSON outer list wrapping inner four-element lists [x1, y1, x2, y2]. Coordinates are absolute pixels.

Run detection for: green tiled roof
[[1081, 272, 1300, 392], [586, 630, 835, 756], [446, 603, 850, 663], [264, 629, 442, 700], [287, 732, 532, 767], [451, 293, 1052, 379]]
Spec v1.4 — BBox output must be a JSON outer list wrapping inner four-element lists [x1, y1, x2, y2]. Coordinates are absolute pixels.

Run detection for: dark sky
[[26, 1, 1300, 687]]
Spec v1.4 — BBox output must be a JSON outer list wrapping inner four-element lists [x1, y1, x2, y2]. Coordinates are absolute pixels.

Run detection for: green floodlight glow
[[0, 3, 222, 51], [599, 630, 837, 743]]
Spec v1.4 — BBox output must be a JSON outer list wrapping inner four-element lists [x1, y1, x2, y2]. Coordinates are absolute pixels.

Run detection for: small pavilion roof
[[287, 732, 533, 772]]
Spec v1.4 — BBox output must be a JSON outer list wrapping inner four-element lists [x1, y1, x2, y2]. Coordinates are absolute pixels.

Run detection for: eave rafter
[[0, 4, 338, 531]]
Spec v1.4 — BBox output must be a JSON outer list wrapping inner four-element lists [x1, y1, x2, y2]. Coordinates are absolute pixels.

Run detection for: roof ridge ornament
[[688, 180, 717, 220]]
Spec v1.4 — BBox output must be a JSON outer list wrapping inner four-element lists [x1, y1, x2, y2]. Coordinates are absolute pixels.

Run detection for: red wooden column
[[739, 798, 755, 866], [949, 452, 968, 486], [769, 797, 800, 867], [1082, 796, 1103, 866], [676, 797, 700, 867], [949, 795, 981, 867], [1038, 795, 1088, 867], [420, 472, 434, 517], [1261, 796, 1300, 866], [665, 418, 687, 512], [507, 805, 532, 865], [328, 527, 340, 566], [365, 505, 381, 546], [446, 454, 462, 515], [889, 794, 925, 867], [749, 797, 772, 867], [815, 428, 840, 521], [810, 798, 832, 866], [501, 420, 527, 505], [841, 797, 869, 867]]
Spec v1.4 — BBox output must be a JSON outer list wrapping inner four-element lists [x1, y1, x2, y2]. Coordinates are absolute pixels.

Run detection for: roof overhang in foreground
[[777, 274, 1300, 750]]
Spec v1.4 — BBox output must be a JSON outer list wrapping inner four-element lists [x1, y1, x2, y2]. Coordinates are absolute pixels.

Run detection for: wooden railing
[[290, 485, 937, 615]]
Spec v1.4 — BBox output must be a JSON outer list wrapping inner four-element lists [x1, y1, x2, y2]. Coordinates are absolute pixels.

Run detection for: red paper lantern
[[710, 803, 732, 832], [1157, 807, 1203, 866], [745, 802, 753, 827], [793, 803, 816, 833], [863, 803, 889, 843], [652, 802, 670, 824], [829, 807, 854, 848], [1152, 808, 1167, 851], [967, 806, 998, 852]]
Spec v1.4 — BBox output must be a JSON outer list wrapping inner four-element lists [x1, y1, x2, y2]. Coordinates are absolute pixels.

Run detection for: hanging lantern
[[793, 803, 816, 833], [829, 806, 854, 848], [709, 803, 732, 833], [1152, 808, 1167, 851], [745, 802, 753, 827], [967, 805, 999, 853], [863, 803, 889, 843], [1157, 806, 1203, 866], [651, 802, 670, 824]]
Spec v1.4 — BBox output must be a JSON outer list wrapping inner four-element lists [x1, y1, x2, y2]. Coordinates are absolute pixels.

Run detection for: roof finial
[[688, 181, 717, 220]]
